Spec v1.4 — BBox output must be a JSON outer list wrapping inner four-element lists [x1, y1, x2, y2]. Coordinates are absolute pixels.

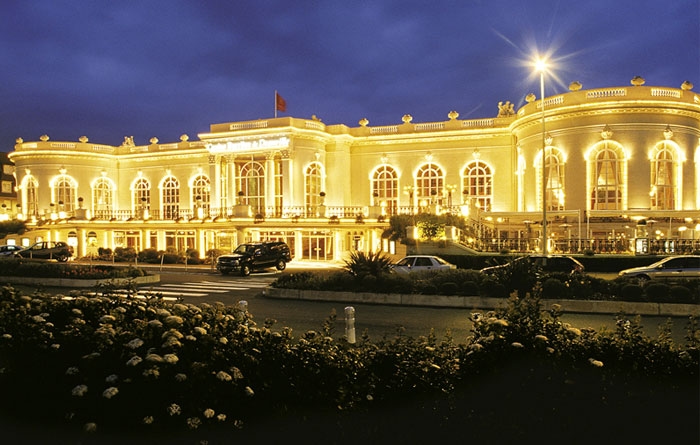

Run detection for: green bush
[[113, 246, 137, 262], [645, 282, 671, 301], [541, 278, 568, 299], [620, 284, 644, 301], [460, 280, 479, 296], [438, 281, 458, 295], [669, 285, 693, 304], [137, 248, 160, 263]]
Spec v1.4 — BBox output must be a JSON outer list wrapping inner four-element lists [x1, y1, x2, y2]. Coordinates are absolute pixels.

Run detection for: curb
[[264, 287, 700, 317]]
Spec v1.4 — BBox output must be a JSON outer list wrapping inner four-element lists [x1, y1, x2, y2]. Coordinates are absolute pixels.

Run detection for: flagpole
[[274, 90, 278, 118]]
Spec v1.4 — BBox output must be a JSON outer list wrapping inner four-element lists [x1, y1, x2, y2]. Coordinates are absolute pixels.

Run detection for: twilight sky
[[1, 0, 698, 149]]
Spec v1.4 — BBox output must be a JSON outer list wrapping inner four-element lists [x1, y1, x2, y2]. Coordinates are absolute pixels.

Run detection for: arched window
[[190, 174, 211, 215], [371, 165, 398, 215], [92, 177, 114, 219], [587, 141, 626, 211], [240, 162, 265, 214], [21, 175, 38, 217], [51, 174, 76, 212], [305, 162, 324, 213], [416, 162, 444, 204], [132, 178, 151, 214], [536, 148, 565, 211], [462, 160, 492, 210], [650, 141, 680, 210], [160, 176, 180, 219]]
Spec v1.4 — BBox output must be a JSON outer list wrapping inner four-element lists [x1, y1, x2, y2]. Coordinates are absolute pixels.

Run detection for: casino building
[[4, 77, 700, 261]]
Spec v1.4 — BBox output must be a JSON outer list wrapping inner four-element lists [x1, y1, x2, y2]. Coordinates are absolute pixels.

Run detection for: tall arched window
[[536, 148, 565, 211], [190, 174, 211, 215], [132, 178, 151, 214], [92, 177, 114, 219], [650, 141, 679, 210], [462, 160, 492, 210], [240, 162, 265, 214], [416, 162, 444, 204], [587, 141, 626, 211], [21, 175, 38, 217], [52, 175, 76, 212], [305, 162, 324, 213], [371, 165, 398, 214], [160, 176, 180, 219]]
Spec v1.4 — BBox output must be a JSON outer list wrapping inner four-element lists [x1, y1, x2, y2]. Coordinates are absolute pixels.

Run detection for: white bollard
[[344, 306, 356, 344]]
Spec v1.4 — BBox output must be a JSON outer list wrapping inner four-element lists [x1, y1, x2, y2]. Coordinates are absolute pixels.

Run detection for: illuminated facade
[[5, 79, 700, 259]]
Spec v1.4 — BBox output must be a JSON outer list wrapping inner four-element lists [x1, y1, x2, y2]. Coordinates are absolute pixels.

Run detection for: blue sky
[[1, 0, 698, 147]]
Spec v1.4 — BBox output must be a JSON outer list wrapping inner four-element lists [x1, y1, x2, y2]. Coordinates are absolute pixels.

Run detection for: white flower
[[511, 342, 524, 348], [174, 373, 187, 382], [126, 355, 143, 366], [142, 416, 154, 425], [1, 333, 11, 340], [163, 353, 179, 364], [148, 319, 163, 329], [244, 386, 255, 397], [32, 315, 46, 323], [535, 335, 548, 342], [71, 308, 83, 316], [105, 374, 118, 384], [99, 315, 116, 324], [50, 343, 61, 350], [102, 387, 119, 399], [588, 358, 604, 368], [216, 371, 232, 382], [72, 385, 88, 397], [65, 367, 80, 376], [566, 326, 582, 337], [146, 353, 164, 363], [203, 408, 215, 419], [194, 326, 207, 336], [167, 403, 181, 416], [83, 422, 97, 433], [187, 417, 201, 429], [165, 315, 184, 326], [126, 338, 144, 349], [216, 414, 227, 422], [219, 337, 228, 345]]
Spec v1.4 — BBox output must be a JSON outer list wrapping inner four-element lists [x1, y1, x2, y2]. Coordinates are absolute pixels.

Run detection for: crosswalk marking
[[79, 279, 272, 300]]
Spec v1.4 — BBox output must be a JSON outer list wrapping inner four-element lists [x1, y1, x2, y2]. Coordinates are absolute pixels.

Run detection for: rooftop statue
[[497, 101, 515, 117]]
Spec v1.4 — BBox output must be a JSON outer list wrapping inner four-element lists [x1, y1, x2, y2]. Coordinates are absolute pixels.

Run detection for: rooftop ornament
[[631, 76, 645, 86]]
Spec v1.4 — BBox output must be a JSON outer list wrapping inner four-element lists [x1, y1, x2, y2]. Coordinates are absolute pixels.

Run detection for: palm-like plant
[[343, 250, 393, 277]]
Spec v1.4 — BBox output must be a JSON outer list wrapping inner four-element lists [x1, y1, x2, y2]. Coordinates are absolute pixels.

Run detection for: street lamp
[[535, 57, 549, 255]]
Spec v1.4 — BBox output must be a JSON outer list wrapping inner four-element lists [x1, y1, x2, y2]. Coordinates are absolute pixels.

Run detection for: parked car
[[390, 255, 457, 274], [0, 245, 26, 256], [480, 255, 585, 275], [16, 241, 74, 262], [216, 241, 292, 276], [618, 255, 700, 282]]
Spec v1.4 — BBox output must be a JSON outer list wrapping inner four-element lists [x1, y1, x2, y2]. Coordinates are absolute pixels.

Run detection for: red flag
[[275, 92, 287, 112]]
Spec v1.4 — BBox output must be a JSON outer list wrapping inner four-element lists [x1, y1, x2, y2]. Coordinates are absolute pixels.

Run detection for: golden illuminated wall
[[7, 83, 700, 224]]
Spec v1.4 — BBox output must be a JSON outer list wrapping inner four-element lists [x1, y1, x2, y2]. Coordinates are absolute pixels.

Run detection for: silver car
[[618, 255, 700, 282], [390, 255, 457, 274]]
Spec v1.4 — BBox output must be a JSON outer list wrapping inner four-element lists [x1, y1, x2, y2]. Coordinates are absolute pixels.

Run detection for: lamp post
[[535, 57, 548, 256]]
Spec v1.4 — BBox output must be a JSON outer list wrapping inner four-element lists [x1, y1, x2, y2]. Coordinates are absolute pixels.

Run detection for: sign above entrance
[[206, 136, 290, 154]]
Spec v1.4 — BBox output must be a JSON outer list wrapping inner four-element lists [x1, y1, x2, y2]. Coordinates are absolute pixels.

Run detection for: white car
[[618, 255, 700, 282], [0, 245, 26, 256], [390, 255, 457, 274]]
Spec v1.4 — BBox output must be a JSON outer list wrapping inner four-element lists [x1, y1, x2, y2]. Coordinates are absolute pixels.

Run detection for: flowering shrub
[[0, 283, 697, 443]]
